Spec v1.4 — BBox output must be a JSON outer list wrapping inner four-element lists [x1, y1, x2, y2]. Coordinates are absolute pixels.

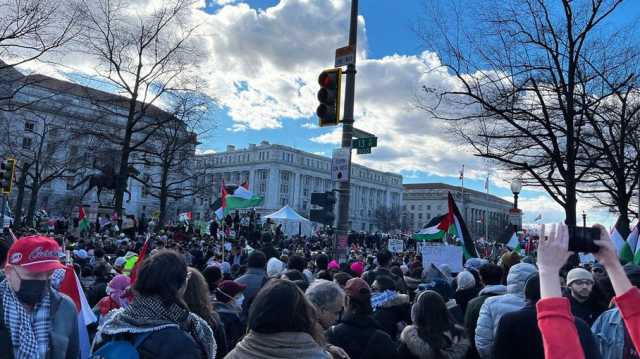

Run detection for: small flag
[[459, 165, 464, 180], [484, 176, 489, 192], [178, 211, 192, 222], [612, 216, 630, 259], [130, 235, 151, 285], [534, 214, 542, 222], [57, 265, 97, 359], [78, 207, 90, 233], [506, 232, 522, 253], [215, 180, 228, 220]]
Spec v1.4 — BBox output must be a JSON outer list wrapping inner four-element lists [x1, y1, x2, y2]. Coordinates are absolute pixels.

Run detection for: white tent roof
[[264, 205, 310, 222]]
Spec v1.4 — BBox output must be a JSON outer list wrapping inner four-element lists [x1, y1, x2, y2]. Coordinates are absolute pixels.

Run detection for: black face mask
[[16, 279, 48, 306]]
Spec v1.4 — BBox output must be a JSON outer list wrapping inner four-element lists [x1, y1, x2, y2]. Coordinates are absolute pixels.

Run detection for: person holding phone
[[537, 222, 640, 359]]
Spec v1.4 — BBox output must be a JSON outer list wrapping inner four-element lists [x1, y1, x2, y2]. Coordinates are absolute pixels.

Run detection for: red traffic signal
[[316, 68, 342, 127]]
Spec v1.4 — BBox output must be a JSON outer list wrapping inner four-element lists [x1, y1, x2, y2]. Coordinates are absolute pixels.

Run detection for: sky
[[18, 0, 640, 228]]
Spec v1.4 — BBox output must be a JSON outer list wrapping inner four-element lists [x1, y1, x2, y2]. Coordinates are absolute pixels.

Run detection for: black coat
[[327, 312, 398, 359], [373, 294, 412, 341], [493, 304, 601, 359], [96, 327, 205, 359]]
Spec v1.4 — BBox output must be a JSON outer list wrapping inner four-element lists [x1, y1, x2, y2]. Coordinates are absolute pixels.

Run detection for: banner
[[421, 244, 463, 273], [387, 238, 404, 253]]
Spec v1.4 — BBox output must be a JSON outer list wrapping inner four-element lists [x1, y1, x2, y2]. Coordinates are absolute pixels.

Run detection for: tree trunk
[[157, 162, 170, 230], [13, 163, 30, 227], [26, 181, 39, 228], [565, 184, 577, 227]]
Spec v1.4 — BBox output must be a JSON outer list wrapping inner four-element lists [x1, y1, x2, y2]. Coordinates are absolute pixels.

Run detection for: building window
[[22, 137, 32, 149], [418, 213, 423, 219], [24, 121, 35, 132], [410, 205, 415, 211]]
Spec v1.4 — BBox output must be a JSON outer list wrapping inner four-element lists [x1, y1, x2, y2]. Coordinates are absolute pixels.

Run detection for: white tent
[[263, 206, 314, 237]]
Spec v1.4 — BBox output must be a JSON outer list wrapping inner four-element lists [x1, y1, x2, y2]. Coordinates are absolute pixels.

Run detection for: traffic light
[[310, 191, 336, 226], [316, 68, 342, 127], [0, 158, 16, 194]]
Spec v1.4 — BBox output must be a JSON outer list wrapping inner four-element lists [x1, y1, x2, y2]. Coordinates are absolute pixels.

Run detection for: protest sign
[[387, 238, 404, 253], [420, 243, 463, 272]]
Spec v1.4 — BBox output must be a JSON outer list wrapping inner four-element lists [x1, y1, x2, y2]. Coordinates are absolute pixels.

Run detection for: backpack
[[91, 332, 152, 359]]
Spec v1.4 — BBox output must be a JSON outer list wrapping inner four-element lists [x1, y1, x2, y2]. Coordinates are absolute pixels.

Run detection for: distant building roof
[[403, 182, 512, 206]]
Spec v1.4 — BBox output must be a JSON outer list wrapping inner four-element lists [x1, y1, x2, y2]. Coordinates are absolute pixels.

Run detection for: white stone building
[[192, 142, 403, 232], [403, 183, 516, 240]]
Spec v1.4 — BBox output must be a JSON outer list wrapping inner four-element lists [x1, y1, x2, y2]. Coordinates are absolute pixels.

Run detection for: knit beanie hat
[[567, 268, 594, 286], [456, 271, 476, 291]]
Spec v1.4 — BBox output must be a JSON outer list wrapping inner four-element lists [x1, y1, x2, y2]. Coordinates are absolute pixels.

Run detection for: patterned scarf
[[111, 295, 216, 359], [0, 280, 51, 359]]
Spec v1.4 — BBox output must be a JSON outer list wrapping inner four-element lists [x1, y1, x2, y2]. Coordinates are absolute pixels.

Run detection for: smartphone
[[568, 226, 601, 253]]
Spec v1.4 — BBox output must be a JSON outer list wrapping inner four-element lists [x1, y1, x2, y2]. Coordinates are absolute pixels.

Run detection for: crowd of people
[[1, 213, 640, 358]]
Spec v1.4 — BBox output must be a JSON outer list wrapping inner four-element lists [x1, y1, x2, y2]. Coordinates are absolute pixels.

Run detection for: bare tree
[[0, 0, 78, 104], [0, 107, 81, 227], [374, 206, 402, 233], [131, 90, 213, 228], [417, 0, 634, 226], [73, 0, 203, 218]]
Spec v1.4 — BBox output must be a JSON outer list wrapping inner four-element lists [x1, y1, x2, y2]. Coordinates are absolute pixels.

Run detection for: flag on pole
[[506, 232, 523, 253], [240, 180, 249, 190], [57, 265, 97, 359], [215, 181, 263, 218], [215, 181, 228, 220], [612, 216, 630, 259], [534, 214, 542, 222], [178, 211, 192, 222], [78, 207, 90, 233], [130, 235, 151, 285], [484, 176, 489, 192], [459, 165, 464, 180], [413, 193, 477, 259], [621, 223, 638, 264]]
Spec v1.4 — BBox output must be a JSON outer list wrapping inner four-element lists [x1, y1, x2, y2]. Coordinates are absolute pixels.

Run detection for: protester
[[92, 250, 216, 359], [0, 235, 79, 359], [184, 267, 228, 359], [225, 279, 333, 359], [202, 265, 223, 300], [493, 273, 599, 359], [327, 278, 398, 359], [305, 279, 346, 330], [371, 274, 411, 341], [453, 270, 478, 316], [564, 267, 604, 325], [94, 274, 130, 324], [266, 257, 286, 278], [398, 290, 469, 359], [475, 261, 538, 358], [212, 280, 246, 351], [235, 250, 267, 321]]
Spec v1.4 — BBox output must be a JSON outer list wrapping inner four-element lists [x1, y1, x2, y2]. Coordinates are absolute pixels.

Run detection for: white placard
[[420, 244, 464, 273], [331, 148, 350, 182], [388, 238, 404, 253]]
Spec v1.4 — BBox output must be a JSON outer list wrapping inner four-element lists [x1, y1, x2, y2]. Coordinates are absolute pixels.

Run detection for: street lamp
[[582, 210, 587, 227], [510, 179, 522, 209]]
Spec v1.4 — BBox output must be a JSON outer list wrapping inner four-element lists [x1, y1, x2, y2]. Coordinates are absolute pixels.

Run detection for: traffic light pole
[[336, 0, 358, 254], [0, 194, 5, 230]]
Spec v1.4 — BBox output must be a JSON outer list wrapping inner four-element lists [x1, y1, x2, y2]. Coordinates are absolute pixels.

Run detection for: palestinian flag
[[214, 181, 228, 220], [414, 192, 477, 259], [612, 215, 630, 261], [414, 214, 447, 241], [621, 222, 638, 264], [215, 180, 263, 219], [78, 207, 90, 233], [506, 232, 523, 254], [178, 211, 192, 222], [130, 235, 151, 285]]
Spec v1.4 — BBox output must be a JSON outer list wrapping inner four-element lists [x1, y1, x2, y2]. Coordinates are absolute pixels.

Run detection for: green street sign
[[357, 147, 371, 154], [353, 137, 377, 149]]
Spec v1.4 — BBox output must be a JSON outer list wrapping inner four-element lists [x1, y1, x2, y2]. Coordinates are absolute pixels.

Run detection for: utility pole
[[336, 0, 358, 242]]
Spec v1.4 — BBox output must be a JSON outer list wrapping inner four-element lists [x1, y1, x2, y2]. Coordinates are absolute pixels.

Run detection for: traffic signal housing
[[0, 158, 16, 194], [316, 68, 342, 127], [310, 191, 336, 226]]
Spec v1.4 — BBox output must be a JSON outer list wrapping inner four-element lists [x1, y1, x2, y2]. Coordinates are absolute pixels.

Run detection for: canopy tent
[[263, 206, 314, 237]]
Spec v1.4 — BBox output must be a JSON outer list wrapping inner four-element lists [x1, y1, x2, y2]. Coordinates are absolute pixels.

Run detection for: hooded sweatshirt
[[474, 263, 537, 359]]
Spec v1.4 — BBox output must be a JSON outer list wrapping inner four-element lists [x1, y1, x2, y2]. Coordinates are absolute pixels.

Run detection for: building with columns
[[192, 141, 403, 232], [402, 183, 516, 241]]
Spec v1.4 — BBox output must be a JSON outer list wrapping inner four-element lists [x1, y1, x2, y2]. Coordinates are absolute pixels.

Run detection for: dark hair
[[333, 272, 352, 287], [315, 254, 329, 271], [374, 275, 396, 291], [347, 292, 373, 315], [202, 266, 223, 292], [94, 248, 105, 259], [247, 250, 267, 269], [184, 267, 220, 330], [524, 273, 540, 303], [288, 255, 306, 272], [377, 249, 392, 267], [134, 250, 187, 307], [316, 270, 332, 281], [281, 269, 309, 291], [479, 263, 503, 285], [247, 279, 324, 344], [0, 240, 9, 265], [412, 290, 454, 356]]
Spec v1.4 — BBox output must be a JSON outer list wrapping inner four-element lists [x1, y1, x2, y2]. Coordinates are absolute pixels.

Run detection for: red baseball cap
[[6, 235, 65, 272]]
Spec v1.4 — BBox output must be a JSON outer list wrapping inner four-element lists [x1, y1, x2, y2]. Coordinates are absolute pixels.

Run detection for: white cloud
[[195, 148, 216, 155], [301, 122, 319, 129], [310, 127, 342, 144]]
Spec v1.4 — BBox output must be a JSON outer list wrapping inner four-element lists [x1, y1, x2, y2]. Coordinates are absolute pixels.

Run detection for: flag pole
[[485, 175, 489, 243]]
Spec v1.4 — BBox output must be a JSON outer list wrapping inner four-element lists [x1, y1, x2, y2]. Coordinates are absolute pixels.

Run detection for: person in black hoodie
[[328, 278, 398, 359], [492, 273, 600, 359], [372, 275, 411, 341]]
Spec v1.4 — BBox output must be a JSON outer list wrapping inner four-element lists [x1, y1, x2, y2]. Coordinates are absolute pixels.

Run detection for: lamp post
[[582, 210, 587, 227], [510, 179, 522, 232]]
